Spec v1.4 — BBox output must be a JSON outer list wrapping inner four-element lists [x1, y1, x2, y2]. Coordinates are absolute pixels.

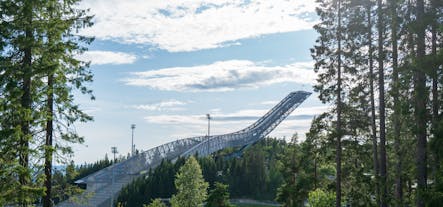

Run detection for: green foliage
[[0, 0, 93, 205], [205, 182, 234, 207], [170, 156, 209, 207], [143, 198, 167, 207], [117, 158, 184, 206], [51, 161, 85, 205], [307, 189, 335, 207], [310, 0, 443, 206], [117, 138, 287, 206], [276, 134, 316, 207], [75, 154, 114, 180]]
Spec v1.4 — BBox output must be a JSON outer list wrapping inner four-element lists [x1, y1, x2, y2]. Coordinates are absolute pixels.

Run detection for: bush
[[307, 189, 335, 207]]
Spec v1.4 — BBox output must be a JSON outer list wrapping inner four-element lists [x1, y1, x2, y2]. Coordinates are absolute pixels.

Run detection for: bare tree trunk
[[377, 0, 388, 206], [367, 3, 381, 206], [43, 4, 55, 206], [336, 0, 343, 206], [415, 0, 427, 206], [43, 73, 54, 207], [390, 0, 403, 205], [431, 0, 439, 174]]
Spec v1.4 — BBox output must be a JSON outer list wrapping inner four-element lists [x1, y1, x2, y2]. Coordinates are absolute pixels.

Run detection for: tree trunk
[[336, 0, 342, 206], [377, 0, 388, 206], [415, 0, 427, 206], [431, 0, 439, 175], [43, 73, 54, 207], [43, 3, 55, 206], [19, 1, 33, 206], [390, 0, 403, 205], [367, 4, 381, 206]]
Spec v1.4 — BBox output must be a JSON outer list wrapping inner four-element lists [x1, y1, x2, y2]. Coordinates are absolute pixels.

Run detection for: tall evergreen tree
[[39, 0, 93, 205], [376, 0, 388, 206], [365, 1, 380, 205], [415, 0, 427, 206], [311, 0, 345, 205], [0, 0, 93, 205], [389, 0, 403, 205], [0, 0, 46, 205]]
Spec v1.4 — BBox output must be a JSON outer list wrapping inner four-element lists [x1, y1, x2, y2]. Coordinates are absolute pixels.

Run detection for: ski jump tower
[[57, 91, 311, 207]]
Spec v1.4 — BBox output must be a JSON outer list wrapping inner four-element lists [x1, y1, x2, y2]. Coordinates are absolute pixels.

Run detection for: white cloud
[[76, 51, 137, 65], [132, 100, 188, 111], [292, 105, 329, 116], [123, 60, 315, 92], [79, 0, 318, 52], [259, 100, 279, 106]]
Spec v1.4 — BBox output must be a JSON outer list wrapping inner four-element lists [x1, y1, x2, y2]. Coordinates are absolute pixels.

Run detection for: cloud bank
[[124, 60, 315, 92], [77, 51, 137, 65], [132, 100, 189, 111], [79, 0, 318, 52]]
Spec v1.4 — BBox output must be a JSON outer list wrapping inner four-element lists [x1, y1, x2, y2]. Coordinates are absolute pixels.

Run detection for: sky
[[71, 0, 327, 164]]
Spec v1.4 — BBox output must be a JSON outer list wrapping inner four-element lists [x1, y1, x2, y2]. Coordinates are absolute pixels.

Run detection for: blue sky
[[72, 0, 327, 164]]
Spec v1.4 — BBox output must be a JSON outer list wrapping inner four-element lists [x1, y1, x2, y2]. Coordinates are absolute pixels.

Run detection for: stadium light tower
[[131, 124, 136, 156], [111, 147, 118, 162], [206, 114, 211, 136], [206, 114, 211, 155]]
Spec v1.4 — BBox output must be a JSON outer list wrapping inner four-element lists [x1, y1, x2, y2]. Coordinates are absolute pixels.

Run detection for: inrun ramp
[[57, 91, 311, 207]]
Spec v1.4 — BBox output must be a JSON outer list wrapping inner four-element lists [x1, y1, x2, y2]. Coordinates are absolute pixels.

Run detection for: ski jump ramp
[[57, 91, 311, 207]]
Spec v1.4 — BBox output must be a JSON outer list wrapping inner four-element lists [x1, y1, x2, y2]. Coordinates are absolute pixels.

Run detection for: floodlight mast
[[206, 114, 211, 155], [131, 124, 136, 156], [206, 114, 211, 136], [111, 147, 118, 161]]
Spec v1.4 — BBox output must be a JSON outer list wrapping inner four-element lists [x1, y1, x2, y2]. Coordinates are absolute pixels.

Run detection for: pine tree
[[389, 0, 403, 204], [365, 1, 380, 205], [415, 0, 427, 206], [311, 0, 345, 205], [0, 0, 93, 205], [39, 0, 93, 205], [0, 0, 46, 204], [376, 0, 388, 206]]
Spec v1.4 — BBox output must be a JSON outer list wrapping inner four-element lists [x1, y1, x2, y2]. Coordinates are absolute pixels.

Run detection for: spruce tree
[[376, 0, 388, 206], [311, 0, 345, 205], [415, 0, 427, 206], [365, 1, 380, 205], [39, 0, 93, 205], [0, 0, 93, 205], [0, 0, 46, 205], [389, 0, 403, 204]]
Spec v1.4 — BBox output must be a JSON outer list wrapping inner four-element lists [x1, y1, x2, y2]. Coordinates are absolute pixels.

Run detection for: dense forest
[[116, 138, 290, 206], [310, 0, 443, 206]]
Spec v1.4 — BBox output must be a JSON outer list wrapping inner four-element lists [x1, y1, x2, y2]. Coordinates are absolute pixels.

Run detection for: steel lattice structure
[[57, 91, 311, 207]]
